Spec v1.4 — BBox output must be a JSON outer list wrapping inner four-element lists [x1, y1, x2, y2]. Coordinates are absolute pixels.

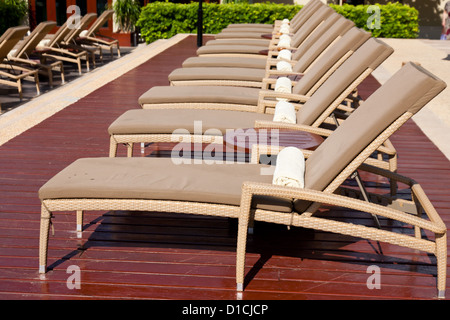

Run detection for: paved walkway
[[372, 39, 450, 160]]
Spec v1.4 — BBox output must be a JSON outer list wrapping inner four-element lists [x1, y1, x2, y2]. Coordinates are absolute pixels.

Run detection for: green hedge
[[137, 2, 419, 44], [0, 0, 28, 34]]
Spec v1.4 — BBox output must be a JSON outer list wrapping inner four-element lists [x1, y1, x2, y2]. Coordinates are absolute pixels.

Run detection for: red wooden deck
[[0, 35, 449, 302]]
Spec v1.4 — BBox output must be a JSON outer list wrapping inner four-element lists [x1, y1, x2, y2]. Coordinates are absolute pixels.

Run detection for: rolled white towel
[[272, 147, 305, 188], [279, 25, 290, 34], [276, 60, 293, 72], [273, 101, 296, 124], [282, 19, 290, 25], [277, 49, 292, 61], [275, 77, 292, 101], [7, 49, 17, 59], [36, 39, 51, 50], [80, 30, 89, 37], [277, 37, 291, 49], [279, 34, 291, 42]]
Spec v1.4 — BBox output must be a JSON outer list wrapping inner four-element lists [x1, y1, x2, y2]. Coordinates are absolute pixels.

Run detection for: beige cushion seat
[[169, 67, 266, 83], [182, 56, 268, 69], [204, 39, 271, 47], [108, 109, 273, 135], [38, 157, 293, 213], [197, 44, 269, 56], [138, 85, 261, 107]]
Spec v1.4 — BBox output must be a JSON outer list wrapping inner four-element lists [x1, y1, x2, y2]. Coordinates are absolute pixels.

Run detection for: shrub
[[0, 0, 28, 34], [137, 2, 419, 44]]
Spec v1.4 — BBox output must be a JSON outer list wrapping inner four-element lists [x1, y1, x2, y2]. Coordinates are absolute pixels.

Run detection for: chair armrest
[[240, 181, 445, 233], [254, 120, 334, 137]]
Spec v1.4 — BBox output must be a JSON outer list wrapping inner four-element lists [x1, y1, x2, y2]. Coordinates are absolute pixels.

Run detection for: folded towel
[[279, 25, 290, 34], [80, 30, 89, 37], [273, 101, 296, 124], [277, 38, 291, 49], [277, 49, 292, 61], [7, 49, 17, 59], [282, 19, 290, 25], [279, 34, 291, 42], [272, 147, 305, 188], [275, 77, 292, 101], [276, 60, 293, 72], [36, 39, 51, 50]]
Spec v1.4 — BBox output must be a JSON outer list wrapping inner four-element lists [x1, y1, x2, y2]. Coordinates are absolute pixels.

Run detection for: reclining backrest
[[292, 16, 355, 72], [47, 20, 70, 47], [0, 26, 29, 61], [64, 13, 97, 43], [295, 37, 392, 126], [12, 21, 56, 58], [86, 9, 114, 36], [290, 0, 323, 33], [291, 5, 334, 48], [294, 63, 446, 212]]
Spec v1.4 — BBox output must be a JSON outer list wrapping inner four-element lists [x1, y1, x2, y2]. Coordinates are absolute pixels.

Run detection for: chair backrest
[[12, 21, 56, 58], [86, 9, 114, 36], [292, 15, 354, 73], [294, 37, 392, 126], [291, 5, 334, 49], [0, 27, 13, 45], [290, 0, 323, 33], [0, 26, 29, 62], [64, 13, 97, 43], [297, 63, 446, 211], [47, 20, 71, 47]]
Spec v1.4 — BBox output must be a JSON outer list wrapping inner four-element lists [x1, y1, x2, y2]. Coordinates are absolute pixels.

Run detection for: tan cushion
[[295, 37, 394, 126], [108, 109, 273, 135], [296, 62, 446, 212], [168, 67, 266, 82], [292, 18, 355, 73], [182, 56, 267, 69], [197, 44, 268, 55], [138, 85, 261, 106], [39, 158, 293, 213], [215, 32, 270, 40], [205, 39, 271, 47]]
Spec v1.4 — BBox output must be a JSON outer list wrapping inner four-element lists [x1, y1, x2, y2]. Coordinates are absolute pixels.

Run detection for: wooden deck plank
[[0, 35, 448, 301]]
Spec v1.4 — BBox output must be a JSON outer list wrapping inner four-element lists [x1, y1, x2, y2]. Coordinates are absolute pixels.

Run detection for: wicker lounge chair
[[37, 14, 95, 74], [0, 26, 40, 100], [6, 21, 65, 87], [197, 5, 334, 57], [110, 37, 395, 175], [222, 0, 319, 32], [38, 62, 447, 298], [74, 9, 120, 59], [216, 0, 322, 40], [168, 24, 364, 89], [138, 37, 389, 114], [181, 13, 354, 70]]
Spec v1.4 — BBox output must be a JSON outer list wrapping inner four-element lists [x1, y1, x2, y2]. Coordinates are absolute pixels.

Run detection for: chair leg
[[436, 233, 447, 299], [76, 210, 83, 232], [18, 79, 23, 101], [39, 205, 51, 274], [109, 136, 118, 157], [127, 143, 134, 157]]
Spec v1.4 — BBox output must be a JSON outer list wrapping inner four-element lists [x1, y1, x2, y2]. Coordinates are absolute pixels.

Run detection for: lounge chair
[[62, 13, 101, 67], [216, 0, 322, 41], [74, 9, 120, 59], [222, 0, 319, 32], [38, 62, 447, 298], [6, 21, 65, 88], [138, 37, 388, 114], [0, 26, 40, 100], [181, 14, 354, 70], [168, 23, 362, 89], [197, 5, 334, 57], [110, 37, 395, 175], [37, 15, 93, 75]]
